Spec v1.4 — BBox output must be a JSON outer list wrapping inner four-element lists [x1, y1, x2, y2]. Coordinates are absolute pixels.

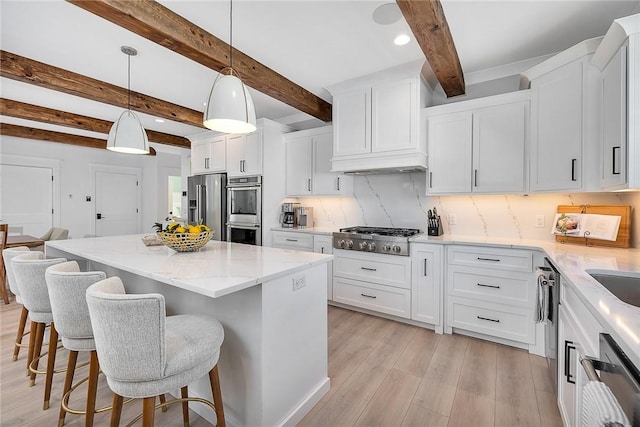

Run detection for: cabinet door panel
[[427, 112, 472, 193], [226, 134, 245, 176], [243, 131, 262, 176], [601, 46, 627, 188], [473, 101, 526, 192], [286, 137, 312, 196], [531, 60, 583, 191], [191, 141, 211, 175], [313, 133, 340, 195], [372, 79, 415, 153], [208, 136, 227, 172], [411, 245, 442, 327], [334, 89, 370, 156]]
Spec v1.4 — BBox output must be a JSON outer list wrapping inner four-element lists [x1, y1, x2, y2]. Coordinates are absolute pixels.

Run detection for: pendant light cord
[[229, 0, 233, 69], [127, 51, 131, 111]]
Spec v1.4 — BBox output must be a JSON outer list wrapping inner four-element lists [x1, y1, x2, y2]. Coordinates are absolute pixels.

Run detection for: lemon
[[188, 225, 201, 234], [175, 226, 186, 233]]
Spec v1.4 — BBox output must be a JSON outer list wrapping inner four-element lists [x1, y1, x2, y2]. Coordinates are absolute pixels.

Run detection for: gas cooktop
[[333, 226, 421, 256]]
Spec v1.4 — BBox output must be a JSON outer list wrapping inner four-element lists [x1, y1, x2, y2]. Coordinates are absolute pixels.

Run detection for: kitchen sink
[[588, 271, 640, 308]]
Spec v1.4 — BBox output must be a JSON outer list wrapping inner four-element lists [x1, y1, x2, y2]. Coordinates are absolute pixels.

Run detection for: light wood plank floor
[[1, 300, 562, 426]]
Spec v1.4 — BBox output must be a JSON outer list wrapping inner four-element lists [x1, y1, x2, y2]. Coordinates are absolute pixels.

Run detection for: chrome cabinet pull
[[612, 146, 621, 175], [307, 178, 312, 192], [337, 177, 340, 191], [285, 239, 298, 242], [571, 158, 577, 181], [477, 283, 500, 289], [424, 259, 428, 277], [360, 267, 377, 271], [474, 169, 478, 187], [205, 157, 210, 169], [477, 315, 500, 323], [429, 172, 433, 188], [361, 293, 377, 299], [477, 257, 500, 262]]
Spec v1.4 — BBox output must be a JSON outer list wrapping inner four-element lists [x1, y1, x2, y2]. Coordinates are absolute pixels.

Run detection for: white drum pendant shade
[[203, 73, 257, 134], [106, 110, 150, 154]]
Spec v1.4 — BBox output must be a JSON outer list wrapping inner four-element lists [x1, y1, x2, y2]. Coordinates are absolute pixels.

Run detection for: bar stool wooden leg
[[44, 323, 59, 410], [58, 350, 78, 427], [158, 394, 168, 413], [30, 322, 46, 386], [110, 394, 123, 427], [85, 351, 100, 426], [209, 365, 226, 427], [13, 306, 28, 361], [0, 263, 9, 305], [142, 397, 155, 427], [181, 386, 189, 427], [27, 321, 37, 376]]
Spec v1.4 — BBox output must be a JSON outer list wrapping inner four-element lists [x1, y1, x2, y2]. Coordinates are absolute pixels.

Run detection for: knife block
[[427, 220, 443, 236]]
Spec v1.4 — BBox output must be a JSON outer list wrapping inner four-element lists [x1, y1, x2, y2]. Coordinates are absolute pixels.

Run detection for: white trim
[[465, 54, 555, 86], [1, 154, 61, 228], [89, 163, 143, 236]]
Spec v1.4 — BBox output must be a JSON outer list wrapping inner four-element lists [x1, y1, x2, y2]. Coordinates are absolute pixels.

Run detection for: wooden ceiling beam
[[67, 0, 332, 122], [396, 0, 465, 97], [0, 98, 190, 148], [0, 123, 157, 156], [0, 50, 203, 128]]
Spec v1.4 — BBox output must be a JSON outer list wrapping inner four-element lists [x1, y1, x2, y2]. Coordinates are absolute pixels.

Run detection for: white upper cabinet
[[285, 126, 351, 197], [190, 135, 226, 175], [592, 14, 640, 190], [371, 78, 417, 153], [226, 131, 262, 177], [328, 61, 428, 172], [426, 91, 529, 195], [333, 88, 370, 157], [529, 59, 584, 192]]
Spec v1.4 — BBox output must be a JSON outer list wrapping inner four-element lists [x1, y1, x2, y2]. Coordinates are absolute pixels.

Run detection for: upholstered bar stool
[[2, 246, 31, 363], [86, 276, 226, 427], [12, 251, 67, 410], [46, 261, 106, 427]]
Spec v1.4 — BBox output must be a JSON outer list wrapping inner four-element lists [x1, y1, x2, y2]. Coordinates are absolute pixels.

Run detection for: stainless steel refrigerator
[[187, 173, 227, 241]]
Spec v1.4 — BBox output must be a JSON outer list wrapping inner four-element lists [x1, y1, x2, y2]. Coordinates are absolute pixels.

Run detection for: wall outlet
[[535, 215, 545, 228], [448, 213, 457, 225], [327, 212, 333, 221], [292, 275, 306, 291]]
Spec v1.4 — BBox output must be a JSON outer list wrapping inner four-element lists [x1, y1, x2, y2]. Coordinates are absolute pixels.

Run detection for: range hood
[[331, 151, 428, 175]]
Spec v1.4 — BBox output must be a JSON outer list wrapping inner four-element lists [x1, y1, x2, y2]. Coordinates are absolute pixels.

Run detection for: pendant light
[[106, 46, 150, 154], [203, 0, 257, 134]]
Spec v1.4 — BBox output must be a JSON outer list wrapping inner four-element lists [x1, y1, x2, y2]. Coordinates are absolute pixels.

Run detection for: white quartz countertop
[[46, 235, 333, 299], [411, 233, 640, 367], [270, 226, 335, 236]]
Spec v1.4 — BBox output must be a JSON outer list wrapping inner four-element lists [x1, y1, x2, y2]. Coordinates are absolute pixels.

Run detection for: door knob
[[96, 213, 104, 219]]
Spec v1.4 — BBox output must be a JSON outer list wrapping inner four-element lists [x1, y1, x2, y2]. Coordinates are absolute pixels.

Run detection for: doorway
[[92, 165, 142, 237]]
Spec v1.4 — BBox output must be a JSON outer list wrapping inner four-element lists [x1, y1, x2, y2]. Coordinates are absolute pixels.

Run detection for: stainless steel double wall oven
[[226, 175, 262, 246]]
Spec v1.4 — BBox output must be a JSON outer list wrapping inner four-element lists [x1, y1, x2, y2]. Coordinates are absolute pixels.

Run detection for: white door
[[226, 134, 245, 176], [95, 170, 141, 236], [0, 164, 53, 236], [427, 112, 473, 194], [312, 133, 340, 195], [333, 88, 370, 156], [285, 137, 312, 196], [372, 78, 415, 153], [243, 131, 262, 176]]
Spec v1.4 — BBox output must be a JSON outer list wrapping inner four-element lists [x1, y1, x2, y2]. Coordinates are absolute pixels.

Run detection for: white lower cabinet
[[445, 245, 536, 346], [313, 235, 334, 301], [333, 249, 411, 319], [557, 277, 601, 427], [411, 243, 443, 331]]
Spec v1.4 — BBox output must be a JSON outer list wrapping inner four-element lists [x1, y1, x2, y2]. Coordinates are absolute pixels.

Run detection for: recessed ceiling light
[[155, 118, 165, 123], [394, 34, 410, 46]]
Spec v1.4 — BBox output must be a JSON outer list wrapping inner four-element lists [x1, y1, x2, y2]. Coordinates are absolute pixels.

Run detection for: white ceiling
[[1, 0, 639, 140]]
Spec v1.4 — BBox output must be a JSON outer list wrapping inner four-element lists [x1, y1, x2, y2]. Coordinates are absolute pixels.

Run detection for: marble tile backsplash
[[294, 172, 640, 247]]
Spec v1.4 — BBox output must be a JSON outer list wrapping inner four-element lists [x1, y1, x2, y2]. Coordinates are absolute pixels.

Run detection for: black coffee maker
[[281, 202, 299, 228]]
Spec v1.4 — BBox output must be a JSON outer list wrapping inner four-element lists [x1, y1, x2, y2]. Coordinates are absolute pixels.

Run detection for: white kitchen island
[[46, 235, 333, 427]]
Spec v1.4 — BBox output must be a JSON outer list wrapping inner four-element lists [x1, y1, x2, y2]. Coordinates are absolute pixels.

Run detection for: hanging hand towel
[[534, 272, 548, 323], [581, 381, 630, 427]]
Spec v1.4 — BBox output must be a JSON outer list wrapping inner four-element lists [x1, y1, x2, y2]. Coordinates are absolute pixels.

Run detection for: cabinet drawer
[[333, 277, 410, 319], [448, 268, 533, 307], [272, 232, 314, 251], [334, 250, 411, 289], [447, 246, 533, 272], [447, 297, 535, 344]]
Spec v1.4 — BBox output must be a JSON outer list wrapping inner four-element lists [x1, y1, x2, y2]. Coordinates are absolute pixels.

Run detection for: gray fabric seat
[[46, 261, 106, 426], [11, 251, 66, 410], [2, 246, 30, 362], [86, 276, 226, 426], [40, 227, 69, 241]]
